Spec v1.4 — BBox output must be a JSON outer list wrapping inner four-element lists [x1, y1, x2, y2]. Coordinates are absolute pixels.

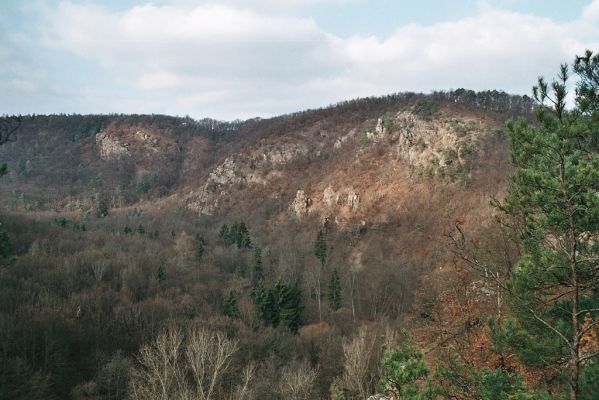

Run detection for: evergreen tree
[[154, 265, 166, 283], [276, 281, 303, 334], [237, 222, 251, 248], [379, 344, 429, 399], [253, 281, 303, 333], [219, 224, 230, 244], [196, 242, 205, 262], [0, 231, 11, 260], [487, 52, 599, 400], [314, 229, 327, 267], [252, 246, 264, 286], [223, 290, 239, 319], [137, 224, 145, 235], [253, 283, 279, 327], [313, 229, 327, 321], [328, 269, 342, 311], [231, 222, 240, 246]]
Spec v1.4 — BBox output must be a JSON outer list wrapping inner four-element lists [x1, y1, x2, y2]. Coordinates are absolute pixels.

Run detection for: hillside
[[0, 90, 537, 399]]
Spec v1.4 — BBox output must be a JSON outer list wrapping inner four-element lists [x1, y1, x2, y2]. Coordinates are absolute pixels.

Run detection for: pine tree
[[328, 269, 342, 311], [223, 290, 239, 319], [487, 52, 599, 400]]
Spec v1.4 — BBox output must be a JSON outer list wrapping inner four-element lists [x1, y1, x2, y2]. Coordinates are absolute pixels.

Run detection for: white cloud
[[13, 1, 599, 118]]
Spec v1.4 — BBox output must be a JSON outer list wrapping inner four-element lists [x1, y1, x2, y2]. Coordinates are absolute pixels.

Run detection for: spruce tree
[[314, 229, 327, 267], [223, 290, 239, 319], [219, 224, 230, 245], [328, 269, 342, 311], [314, 229, 327, 321], [154, 265, 166, 283], [252, 246, 264, 286], [276, 281, 303, 334], [253, 283, 279, 327]]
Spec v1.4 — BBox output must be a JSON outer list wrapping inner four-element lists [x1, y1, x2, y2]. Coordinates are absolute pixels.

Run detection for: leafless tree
[[129, 324, 239, 400], [278, 360, 318, 400], [0, 116, 20, 146], [186, 325, 238, 400], [340, 327, 378, 399]]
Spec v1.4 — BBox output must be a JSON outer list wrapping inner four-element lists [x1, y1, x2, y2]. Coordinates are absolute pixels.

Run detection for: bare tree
[[0, 116, 20, 146], [186, 325, 238, 400], [341, 327, 378, 399], [129, 326, 184, 400], [278, 361, 318, 400], [129, 324, 240, 400]]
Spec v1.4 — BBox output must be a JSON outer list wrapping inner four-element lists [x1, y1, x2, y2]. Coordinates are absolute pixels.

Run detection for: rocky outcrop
[[366, 117, 387, 142], [334, 129, 357, 149], [96, 132, 130, 160], [347, 190, 360, 210], [323, 185, 338, 208], [290, 190, 311, 218], [208, 157, 246, 186], [189, 139, 322, 215]]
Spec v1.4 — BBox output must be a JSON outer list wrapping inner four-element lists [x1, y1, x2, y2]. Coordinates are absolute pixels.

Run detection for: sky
[[1, 0, 598, 120]]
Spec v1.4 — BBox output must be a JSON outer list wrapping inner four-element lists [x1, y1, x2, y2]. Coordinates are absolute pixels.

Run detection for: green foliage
[[329, 377, 344, 400], [123, 226, 133, 235], [196, 242, 205, 262], [493, 53, 599, 397], [253, 281, 303, 333], [327, 269, 342, 311], [136, 224, 145, 235], [223, 290, 240, 319], [413, 99, 438, 120], [95, 193, 108, 218], [314, 229, 327, 267], [135, 173, 158, 194], [253, 246, 264, 286], [53, 216, 68, 228], [219, 221, 252, 248], [0, 163, 6, 177], [154, 265, 166, 283], [0, 230, 12, 260], [580, 360, 599, 400], [379, 344, 429, 399], [433, 347, 543, 400]]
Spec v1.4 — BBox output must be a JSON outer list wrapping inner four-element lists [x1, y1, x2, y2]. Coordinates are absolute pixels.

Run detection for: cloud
[[8, 0, 599, 118]]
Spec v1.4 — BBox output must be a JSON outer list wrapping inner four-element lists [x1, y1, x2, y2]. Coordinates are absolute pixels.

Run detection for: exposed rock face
[[189, 139, 322, 215], [367, 395, 390, 400], [96, 132, 130, 160], [389, 111, 483, 178], [188, 157, 246, 215], [291, 190, 310, 218], [334, 129, 357, 149], [366, 117, 387, 142], [209, 157, 246, 186], [347, 190, 360, 210], [323, 185, 337, 208]]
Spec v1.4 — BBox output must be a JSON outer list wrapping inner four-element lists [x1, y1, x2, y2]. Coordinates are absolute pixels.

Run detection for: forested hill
[[0, 88, 541, 399]]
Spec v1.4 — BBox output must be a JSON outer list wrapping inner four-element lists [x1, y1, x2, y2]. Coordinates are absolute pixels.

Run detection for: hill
[[0, 90, 536, 399]]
